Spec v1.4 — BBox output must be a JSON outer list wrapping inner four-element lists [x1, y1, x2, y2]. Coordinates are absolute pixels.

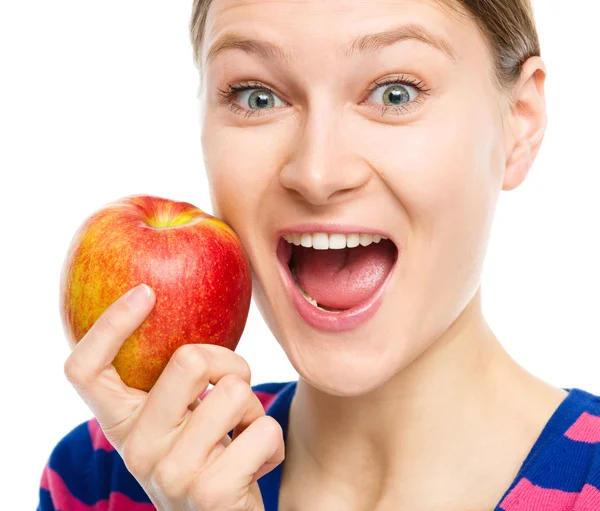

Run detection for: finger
[[165, 374, 265, 478], [134, 344, 252, 441], [63, 284, 155, 428], [189, 399, 233, 447], [202, 415, 285, 491]]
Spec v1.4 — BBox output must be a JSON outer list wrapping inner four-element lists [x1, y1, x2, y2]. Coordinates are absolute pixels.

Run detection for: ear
[[502, 56, 547, 191]]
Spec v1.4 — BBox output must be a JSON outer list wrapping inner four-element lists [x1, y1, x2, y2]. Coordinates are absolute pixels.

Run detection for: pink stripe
[[573, 484, 600, 510], [89, 419, 115, 452], [40, 461, 50, 491], [565, 412, 600, 443], [499, 477, 578, 510], [40, 464, 154, 510], [254, 390, 278, 412]]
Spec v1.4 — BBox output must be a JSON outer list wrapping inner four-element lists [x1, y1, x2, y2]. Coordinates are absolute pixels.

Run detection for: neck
[[282, 289, 567, 510]]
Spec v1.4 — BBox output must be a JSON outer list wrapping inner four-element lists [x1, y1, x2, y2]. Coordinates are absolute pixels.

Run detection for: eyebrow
[[205, 22, 458, 66]]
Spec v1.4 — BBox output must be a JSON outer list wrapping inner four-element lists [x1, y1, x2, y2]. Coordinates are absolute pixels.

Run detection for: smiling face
[[198, 0, 515, 395]]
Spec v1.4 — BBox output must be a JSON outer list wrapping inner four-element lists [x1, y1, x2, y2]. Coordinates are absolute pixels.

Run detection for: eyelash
[[216, 74, 432, 119]]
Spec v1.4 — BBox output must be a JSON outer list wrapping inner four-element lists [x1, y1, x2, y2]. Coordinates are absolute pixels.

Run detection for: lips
[[275, 236, 400, 332]]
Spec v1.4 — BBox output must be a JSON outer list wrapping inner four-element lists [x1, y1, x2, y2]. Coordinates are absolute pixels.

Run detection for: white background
[[1, 1, 598, 508]]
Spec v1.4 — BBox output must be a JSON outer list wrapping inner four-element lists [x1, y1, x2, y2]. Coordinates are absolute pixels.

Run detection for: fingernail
[[126, 284, 152, 309]]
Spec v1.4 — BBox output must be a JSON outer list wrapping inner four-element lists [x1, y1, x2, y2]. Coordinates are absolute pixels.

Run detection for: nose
[[279, 110, 372, 206]]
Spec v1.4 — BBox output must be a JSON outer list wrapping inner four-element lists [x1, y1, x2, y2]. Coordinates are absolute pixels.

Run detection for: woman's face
[[199, 0, 512, 396]]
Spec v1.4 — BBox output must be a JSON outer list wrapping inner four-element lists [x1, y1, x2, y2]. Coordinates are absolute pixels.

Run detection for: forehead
[[203, 0, 478, 65]]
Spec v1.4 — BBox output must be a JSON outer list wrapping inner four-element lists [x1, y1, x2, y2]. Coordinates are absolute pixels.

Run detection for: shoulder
[[498, 388, 600, 510], [564, 388, 600, 503], [547, 388, 600, 486]]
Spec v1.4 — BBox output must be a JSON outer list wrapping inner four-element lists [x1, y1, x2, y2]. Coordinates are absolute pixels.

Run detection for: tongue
[[293, 239, 396, 310]]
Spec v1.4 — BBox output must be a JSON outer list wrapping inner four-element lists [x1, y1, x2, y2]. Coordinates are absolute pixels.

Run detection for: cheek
[[201, 122, 279, 228], [369, 83, 500, 243]]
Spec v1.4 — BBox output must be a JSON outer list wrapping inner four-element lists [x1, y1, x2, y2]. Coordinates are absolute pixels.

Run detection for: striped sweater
[[38, 381, 600, 510]]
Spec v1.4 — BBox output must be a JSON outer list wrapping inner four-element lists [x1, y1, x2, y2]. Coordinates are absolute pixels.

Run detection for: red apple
[[59, 194, 252, 392]]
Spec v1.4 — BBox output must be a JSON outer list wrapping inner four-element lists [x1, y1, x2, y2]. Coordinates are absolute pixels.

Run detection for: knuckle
[[200, 345, 252, 384], [259, 415, 283, 439], [257, 416, 285, 462], [63, 356, 91, 389], [172, 344, 210, 373], [152, 459, 186, 498], [238, 357, 252, 384], [218, 374, 251, 402], [191, 480, 228, 509], [259, 416, 284, 445], [121, 437, 150, 480]]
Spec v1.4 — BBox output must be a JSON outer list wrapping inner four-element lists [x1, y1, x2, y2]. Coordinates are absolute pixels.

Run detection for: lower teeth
[[291, 266, 343, 314]]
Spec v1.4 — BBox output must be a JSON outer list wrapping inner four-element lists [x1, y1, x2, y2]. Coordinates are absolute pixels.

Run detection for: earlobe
[[502, 56, 547, 191], [503, 143, 532, 191]]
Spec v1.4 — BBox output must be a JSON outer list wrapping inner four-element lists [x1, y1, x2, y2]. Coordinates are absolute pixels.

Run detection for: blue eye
[[237, 88, 285, 110], [367, 83, 419, 107], [362, 75, 432, 117]]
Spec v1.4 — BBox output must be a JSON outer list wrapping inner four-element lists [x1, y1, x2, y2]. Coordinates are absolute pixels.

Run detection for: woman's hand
[[63, 283, 284, 511]]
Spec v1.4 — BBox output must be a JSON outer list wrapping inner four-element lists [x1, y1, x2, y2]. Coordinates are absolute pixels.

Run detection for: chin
[[277, 310, 428, 397]]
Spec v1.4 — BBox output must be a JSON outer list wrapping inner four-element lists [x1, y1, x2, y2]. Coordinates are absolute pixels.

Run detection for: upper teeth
[[282, 233, 387, 250]]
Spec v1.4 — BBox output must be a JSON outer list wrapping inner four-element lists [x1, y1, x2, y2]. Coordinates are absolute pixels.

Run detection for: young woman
[[38, 1, 600, 510]]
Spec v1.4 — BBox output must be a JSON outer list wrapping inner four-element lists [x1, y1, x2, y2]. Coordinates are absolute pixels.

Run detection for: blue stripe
[[258, 381, 298, 511], [37, 488, 55, 510]]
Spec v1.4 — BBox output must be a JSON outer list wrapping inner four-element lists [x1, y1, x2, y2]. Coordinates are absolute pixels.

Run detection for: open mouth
[[277, 233, 399, 314]]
